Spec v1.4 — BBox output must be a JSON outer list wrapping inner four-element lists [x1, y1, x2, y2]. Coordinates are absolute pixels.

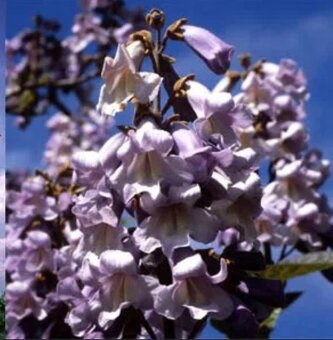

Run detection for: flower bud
[[145, 8, 165, 30], [182, 25, 234, 74]]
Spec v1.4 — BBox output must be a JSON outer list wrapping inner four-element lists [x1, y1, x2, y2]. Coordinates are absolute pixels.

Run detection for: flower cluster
[[49, 17, 281, 338], [257, 151, 331, 248], [6, 172, 75, 338], [5, 6, 333, 340], [232, 57, 332, 249], [44, 109, 113, 176], [237, 59, 308, 159]]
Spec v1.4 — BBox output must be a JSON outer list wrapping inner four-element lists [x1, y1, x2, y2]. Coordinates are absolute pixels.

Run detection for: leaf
[[284, 291, 303, 308], [18, 90, 37, 112], [252, 251, 333, 280], [257, 308, 282, 338], [210, 308, 259, 338], [258, 291, 303, 338]]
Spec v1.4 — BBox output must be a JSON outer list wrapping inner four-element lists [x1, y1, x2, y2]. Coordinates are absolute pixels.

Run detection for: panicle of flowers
[[5, 6, 333, 340], [50, 11, 286, 338], [229, 56, 332, 250], [5, 169, 77, 338]]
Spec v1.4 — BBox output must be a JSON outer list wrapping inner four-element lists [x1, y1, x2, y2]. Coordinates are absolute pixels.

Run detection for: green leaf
[[258, 308, 282, 338], [252, 251, 333, 280], [284, 291, 303, 308], [258, 291, 303, 338], [18, 90, 37, 112]]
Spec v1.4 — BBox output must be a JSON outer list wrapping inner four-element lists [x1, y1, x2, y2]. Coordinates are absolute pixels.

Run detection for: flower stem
[[136, 308, 157, 339]]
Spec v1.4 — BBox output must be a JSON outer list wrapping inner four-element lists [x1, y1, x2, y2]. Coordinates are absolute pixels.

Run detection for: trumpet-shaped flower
[[97, 41, 162, 116]]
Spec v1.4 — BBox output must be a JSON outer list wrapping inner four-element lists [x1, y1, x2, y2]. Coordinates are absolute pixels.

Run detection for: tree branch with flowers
[[5, 3, 333, 339]]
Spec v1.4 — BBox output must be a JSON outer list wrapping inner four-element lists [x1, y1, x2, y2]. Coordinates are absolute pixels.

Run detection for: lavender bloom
[[154, 253, 233, 320], [45, 110, 113, 176], [72, 190, 119, 229], [21, 231, 56, 273], [236, 58, 309, 160], [73, 225, 131, 260], [72, 151, 105, 188], [211, 172, 262, 241], [6, 281, 48, 326], [263, 59, 308, 101], [7, 176, 58, 230], [57, 277, 100, 337], [171, 121, 213, 181], [63, 13, 110, 53], [98, 131, 128, 172], [7, 7, 333, 338], [84, 250, 156, 328], [182, 25, 234, 74], [187, 80, 250, 146], [134, 184, 220, 255], [97, 41, 162, 116], [109, 118, 193, 202], [256, 156, 331, 247]]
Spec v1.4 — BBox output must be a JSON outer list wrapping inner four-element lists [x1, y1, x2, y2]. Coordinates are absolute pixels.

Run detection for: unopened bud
[[239, 53, 251, 69], [146, 8, 165, 30]]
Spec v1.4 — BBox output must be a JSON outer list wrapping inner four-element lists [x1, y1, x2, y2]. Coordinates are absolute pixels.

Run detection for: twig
[[136, 308, 157, 339], [161, 97, 172, 116], [279, 245, 296, 261], [160, 33, 168, 53], [48, 89, 72, 117], [264, 242, 273, 264], [155, 28, 162, 112], [7, 70, 100, 98]]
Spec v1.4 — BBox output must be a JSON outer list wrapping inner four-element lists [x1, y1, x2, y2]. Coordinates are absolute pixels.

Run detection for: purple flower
[[6, 281, 47, 325], [263, 59, 307, 101], [211, 172, 262, 241], [154, 253, 233, 320], [182, 25, 234, 74], [21, 230, 56, 273], [134, 184, 220, 255], [97, 42, 162, 116], [72, 150, 105, 188], [84, 250, 156, 328], [72, 189, 119, 229], [186, 80, 250, 146], [6, 176, 58, 227], [57, 277, 100, 337], [63, 13, 110, 53], [109, 118, 193, 202]]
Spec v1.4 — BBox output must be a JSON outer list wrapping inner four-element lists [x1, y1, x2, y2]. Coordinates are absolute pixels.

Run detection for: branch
[[136, 308, 157, 339], [6, 70, 100, 98]]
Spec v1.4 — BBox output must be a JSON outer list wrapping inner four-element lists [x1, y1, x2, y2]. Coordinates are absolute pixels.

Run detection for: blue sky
[[5, 0, 333, 337]]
